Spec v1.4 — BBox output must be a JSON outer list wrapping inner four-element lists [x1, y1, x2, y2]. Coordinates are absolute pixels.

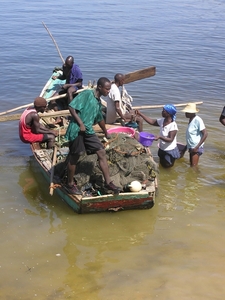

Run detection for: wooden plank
[[124, 66, 156, 84]]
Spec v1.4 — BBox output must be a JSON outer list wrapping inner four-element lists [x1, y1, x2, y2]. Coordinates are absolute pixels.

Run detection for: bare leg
[[96, 149, 111, 184], [190, 153, 200, 167], [67, 153, 80, 186], [67, 86, 76, 104], [44, 133, 56, 149]]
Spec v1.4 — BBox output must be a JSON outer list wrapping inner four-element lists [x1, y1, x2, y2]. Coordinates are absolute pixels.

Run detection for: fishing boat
[[27, 66, 159, 214]]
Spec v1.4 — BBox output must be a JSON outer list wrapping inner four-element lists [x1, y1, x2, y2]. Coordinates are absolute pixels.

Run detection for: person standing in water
[[135, 104, 180, 168], [181, 103, 208, 167]]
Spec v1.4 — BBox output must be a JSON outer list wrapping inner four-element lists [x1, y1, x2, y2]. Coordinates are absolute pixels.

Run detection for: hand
[[190, 147, 198, 153], [135, 110, 140, 116], [52, 76, 58, 80], [154, 135, 160, 141]]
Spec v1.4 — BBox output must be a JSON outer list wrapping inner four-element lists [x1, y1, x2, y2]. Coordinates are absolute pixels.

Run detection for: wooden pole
[[0, 101, 203, 123], [132, 101, 203, 110], [42, 22, 65, 64], [49, 145, 58, 196]]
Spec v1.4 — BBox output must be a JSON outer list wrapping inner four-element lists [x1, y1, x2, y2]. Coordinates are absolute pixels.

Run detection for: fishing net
[[54, 132, 158, 195]]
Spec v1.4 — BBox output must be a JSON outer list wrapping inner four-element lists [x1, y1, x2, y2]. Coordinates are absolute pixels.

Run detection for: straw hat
[[181, 103, 199, 113]]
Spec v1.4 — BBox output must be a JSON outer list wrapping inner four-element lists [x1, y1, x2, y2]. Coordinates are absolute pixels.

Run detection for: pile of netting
[[56, 132, 159, 196]]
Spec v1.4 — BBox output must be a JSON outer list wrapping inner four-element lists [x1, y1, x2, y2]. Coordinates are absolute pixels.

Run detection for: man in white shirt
[[104, 73, 143, 132]]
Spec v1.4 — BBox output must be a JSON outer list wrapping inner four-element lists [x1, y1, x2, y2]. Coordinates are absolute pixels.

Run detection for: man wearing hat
[[182, 103, 208, 167], [19, 97, 58, 149]]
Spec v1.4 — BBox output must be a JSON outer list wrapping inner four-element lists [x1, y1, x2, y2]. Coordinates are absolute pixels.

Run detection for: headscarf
[[163, 104, 177, 121]]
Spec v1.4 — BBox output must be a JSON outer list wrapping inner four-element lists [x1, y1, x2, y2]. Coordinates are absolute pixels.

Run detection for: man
[[219, 106, 225, 126], [64, 77, 121, 195], [104, 73, 143, 132], [19, 97, 58, 149], [50, 55, 83, 110]]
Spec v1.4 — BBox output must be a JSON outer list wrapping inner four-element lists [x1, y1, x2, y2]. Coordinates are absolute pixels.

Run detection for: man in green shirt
[[65, 77, 121, 195]]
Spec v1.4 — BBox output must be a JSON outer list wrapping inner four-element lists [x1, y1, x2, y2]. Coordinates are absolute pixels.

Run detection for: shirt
[[104, 83, 126, 123], [65, 89, 103, 141], [186, 115, 205, 149], [157, 118, 178, 151]]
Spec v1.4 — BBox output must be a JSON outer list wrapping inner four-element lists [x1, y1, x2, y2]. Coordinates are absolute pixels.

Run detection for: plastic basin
[[139, 132, 155, 147], [107, 126, 135, 137]]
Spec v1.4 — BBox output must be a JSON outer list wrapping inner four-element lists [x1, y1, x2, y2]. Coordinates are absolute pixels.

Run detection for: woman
[[181, 103, 208, 167], [136, 104, 180, 168]]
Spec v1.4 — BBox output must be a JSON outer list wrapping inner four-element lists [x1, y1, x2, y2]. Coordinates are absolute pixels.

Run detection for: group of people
[[136, 103, 208, 169], [19, 54, 214, 194]]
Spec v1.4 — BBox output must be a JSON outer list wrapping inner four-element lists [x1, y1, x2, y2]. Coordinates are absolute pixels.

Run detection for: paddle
[[0, 101, 203, 122], [49, 145, 58, 196], [0, 66, 156, 117]]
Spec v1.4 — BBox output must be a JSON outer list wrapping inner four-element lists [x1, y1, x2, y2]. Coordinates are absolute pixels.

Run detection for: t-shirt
[[65, 89, 103, 141], [186, 115, 205, 149], [157, 118, 178, 151], [105, 83, 126, 123]]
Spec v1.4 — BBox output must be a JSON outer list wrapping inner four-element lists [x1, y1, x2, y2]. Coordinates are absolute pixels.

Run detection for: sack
[[121, 85, 133, 113]]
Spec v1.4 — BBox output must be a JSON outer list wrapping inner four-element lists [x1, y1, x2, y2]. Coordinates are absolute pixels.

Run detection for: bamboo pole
[[132, 101, 203, 110], [0, 101, 204, 123]]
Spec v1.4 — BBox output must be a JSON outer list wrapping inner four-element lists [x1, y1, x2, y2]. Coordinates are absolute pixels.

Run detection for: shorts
[[158, 146, 181, 165], [69, 133, 104, 155], [188, 146, 204, 156]]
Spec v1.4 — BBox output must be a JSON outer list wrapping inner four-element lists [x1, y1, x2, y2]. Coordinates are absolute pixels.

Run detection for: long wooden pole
[[42, 22, 65, 64], [0, 101, 203, 122], [132, 101, 203, 110]]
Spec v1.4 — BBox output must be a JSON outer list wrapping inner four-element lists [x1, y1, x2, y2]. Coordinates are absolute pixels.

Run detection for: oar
[[0, 101, 203, 123], [42, 22, 65, 64], [49, 145, 58, 196], [0, 66, 156, 117], [132, 101, 203, 110]]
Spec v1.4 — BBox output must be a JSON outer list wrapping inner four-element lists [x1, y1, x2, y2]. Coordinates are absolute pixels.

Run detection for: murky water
[[1, 0, 225, 299]]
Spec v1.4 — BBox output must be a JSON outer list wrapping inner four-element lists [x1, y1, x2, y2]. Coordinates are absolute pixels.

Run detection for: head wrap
[[163, 104, 177, 121], [34, 97, 47, 108]]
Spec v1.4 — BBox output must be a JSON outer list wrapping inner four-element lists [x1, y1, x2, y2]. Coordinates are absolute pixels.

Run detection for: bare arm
[[135, 110, 158, 126], [31, 113, 58, 136], [115, 101, 127, 122], [98, 119, 109, 138], [155, 130, 177, 142], [191, 128, 208, 153], [63, 80, 83, 90]]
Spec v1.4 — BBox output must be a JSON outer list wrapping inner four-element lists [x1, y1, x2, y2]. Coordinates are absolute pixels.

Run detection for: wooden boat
[[30, 67, 158, 214]]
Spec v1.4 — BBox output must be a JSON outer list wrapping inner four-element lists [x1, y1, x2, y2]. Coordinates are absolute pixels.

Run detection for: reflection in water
[[16, 158, 158, 299]]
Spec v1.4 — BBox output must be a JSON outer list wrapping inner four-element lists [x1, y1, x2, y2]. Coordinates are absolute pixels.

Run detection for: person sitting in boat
[[135, 104, 181, 168], [50, 55, 83, 110], [19, 97, 58, 149], [103, 73, 143, 132], [64, 77, 122, 195]]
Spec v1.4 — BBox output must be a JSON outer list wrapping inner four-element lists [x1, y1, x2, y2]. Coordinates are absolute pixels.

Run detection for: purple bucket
[[139, 132, 155, 147]]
